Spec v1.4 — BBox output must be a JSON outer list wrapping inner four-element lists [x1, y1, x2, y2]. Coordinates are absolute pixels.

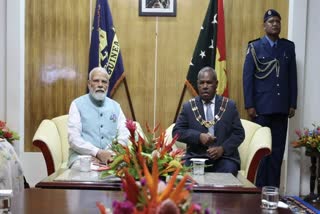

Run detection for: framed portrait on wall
[[139, 0, 177, 17]]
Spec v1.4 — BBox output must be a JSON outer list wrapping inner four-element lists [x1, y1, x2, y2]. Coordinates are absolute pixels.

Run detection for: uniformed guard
[[243, 9, 298, 187]]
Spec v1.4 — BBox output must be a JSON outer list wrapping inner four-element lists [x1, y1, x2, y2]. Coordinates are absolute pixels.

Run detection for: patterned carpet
[[282, 196, 320, 214]]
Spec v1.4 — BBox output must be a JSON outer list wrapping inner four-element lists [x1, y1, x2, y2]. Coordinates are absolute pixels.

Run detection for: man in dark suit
[[173, 66, 245, 175], [243, 9, 297, 187]]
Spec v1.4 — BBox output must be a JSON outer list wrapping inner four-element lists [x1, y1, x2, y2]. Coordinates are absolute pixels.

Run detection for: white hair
[[197, 66, 217, 81], [88, 67, 109, 80]]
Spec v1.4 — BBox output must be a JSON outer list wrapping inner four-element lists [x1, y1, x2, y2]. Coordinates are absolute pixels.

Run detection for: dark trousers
[[254, 114, 288, 187], [205, 158, 239, 176]]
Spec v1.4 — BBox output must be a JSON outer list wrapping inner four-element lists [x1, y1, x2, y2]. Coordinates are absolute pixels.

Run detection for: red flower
[[96, 202, 108, 214], [126, 119, 137, 140], [3, 131, 13, 139], [0, 120, 6, 129], [112, 200, 135, 214], [0, 120, 19, 144], [295, 129, 302, 139], [170, 149, 185, 158]]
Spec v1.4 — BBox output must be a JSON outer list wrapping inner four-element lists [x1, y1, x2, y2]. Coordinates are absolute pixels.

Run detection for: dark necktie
[[272, 44, 277, 54], [206, 103, 214, 135]]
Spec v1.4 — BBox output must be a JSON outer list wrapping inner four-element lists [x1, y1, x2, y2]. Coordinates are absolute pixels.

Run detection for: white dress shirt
[[203, 96, 215, 120]]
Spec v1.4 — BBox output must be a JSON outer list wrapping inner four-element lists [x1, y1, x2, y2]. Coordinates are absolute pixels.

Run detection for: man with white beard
[[67, 67, 129, 167]]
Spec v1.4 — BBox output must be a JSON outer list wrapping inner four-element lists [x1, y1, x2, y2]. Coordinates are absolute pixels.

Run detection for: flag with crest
[[88, 0, 124, 97]]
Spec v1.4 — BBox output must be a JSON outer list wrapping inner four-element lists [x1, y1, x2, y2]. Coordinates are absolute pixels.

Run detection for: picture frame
[[139, 0, 177, 17]]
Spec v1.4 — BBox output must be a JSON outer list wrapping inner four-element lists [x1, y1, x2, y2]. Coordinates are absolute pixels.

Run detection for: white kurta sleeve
[[68, 101, 99, 157]]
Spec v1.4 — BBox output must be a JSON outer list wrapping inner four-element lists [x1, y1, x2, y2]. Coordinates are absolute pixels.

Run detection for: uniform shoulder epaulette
[[280, 38, 294, 44], [248, 38, 260, 45]]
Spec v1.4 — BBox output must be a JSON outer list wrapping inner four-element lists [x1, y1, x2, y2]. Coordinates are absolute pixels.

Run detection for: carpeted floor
[[282, 196, 320, 214], [303, 195, 320, 211]]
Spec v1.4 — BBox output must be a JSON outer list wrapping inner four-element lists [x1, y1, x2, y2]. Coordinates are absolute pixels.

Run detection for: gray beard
[[90, 90, 107, 101]]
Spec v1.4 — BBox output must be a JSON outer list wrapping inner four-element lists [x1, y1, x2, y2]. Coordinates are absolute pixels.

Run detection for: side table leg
[[317, 157, 320, 200], [305, 156, 317, 202]]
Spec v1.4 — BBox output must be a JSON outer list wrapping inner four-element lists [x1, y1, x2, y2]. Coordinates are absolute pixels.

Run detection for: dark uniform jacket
[[173, 95, 245, 164], [243, 36, 297, 115]]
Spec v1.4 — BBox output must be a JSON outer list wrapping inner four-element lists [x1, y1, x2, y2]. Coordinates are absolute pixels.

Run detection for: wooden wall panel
[[157, 0, 208, 130], [25, 0, 90, 151], [108, 0, 156, 127], [224, 0, 288, 119], [25, 0, 288, 151]]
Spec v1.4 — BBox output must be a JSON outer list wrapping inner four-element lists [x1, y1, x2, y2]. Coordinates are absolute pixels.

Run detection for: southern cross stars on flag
[[186, 0, 228, 97]]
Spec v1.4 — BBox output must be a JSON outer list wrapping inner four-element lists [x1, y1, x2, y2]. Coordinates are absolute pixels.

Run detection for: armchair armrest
[[245, 127, 272, 183], [134, 121, 145, 139], [165, 123, 186, 151], [32, 119, 62, 175]]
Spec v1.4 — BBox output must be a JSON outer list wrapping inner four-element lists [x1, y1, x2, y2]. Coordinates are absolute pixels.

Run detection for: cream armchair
[[165, 120, 271, 183], [33, 115, 69, 175], [33, 115, 145, 176], [165, 123, 186, 150], [238, 119, 271, 183]]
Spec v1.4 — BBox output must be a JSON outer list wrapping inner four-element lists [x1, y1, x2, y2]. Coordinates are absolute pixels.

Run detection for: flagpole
[[153, 16, 159, 130], [173, 84, 187, 123], [122, 77, 136, 121], [89, 0, 92, 42]]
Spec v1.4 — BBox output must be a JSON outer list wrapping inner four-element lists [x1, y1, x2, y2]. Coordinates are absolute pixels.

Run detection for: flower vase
[[305, 148, 320, 157]]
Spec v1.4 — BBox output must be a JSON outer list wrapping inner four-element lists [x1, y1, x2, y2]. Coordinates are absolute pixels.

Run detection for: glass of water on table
[[261, 186, 279, 210]]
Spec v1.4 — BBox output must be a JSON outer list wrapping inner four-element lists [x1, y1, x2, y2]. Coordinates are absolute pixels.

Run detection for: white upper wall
[[299, 0, 320, 195], [286, 0, 320, 195], [304, 0, 320, 123], [4, 0, 25, 154], [0, 0, 6, 120]]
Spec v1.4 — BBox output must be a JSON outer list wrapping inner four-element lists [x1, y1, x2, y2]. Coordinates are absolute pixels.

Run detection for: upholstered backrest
[[33, 119, 63, 173], [238, 119, 261, 172], [52, 115, 69, 168], [238, 119, 272, 180], [165, 123, 186, 150], [135, 121, 146, 140]]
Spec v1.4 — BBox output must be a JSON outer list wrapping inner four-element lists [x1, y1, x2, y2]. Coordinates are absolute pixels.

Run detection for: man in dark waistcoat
[[243, 9, 298, 187]]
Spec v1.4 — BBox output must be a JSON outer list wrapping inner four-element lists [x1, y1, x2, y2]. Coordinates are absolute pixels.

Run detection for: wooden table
[[10, 188, 291, 214], [35, 168, 260, 193]]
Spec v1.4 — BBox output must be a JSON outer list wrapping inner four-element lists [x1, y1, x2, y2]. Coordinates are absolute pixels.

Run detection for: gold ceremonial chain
[[189, 97, 229, 128], [250, 43, 280, 79]]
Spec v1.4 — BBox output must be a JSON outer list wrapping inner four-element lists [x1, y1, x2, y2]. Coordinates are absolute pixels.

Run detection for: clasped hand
[[96, 149, 114, 164], [199, 133, 216, 145], [199, 133, 223, 160], [207, 146, 224, 160]]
